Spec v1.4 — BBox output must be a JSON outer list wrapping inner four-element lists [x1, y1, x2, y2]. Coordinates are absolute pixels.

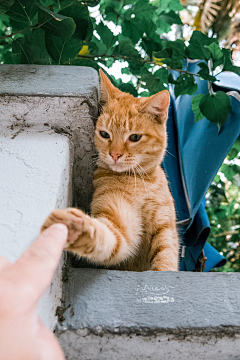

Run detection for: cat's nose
[[110, 152, 123, 163]]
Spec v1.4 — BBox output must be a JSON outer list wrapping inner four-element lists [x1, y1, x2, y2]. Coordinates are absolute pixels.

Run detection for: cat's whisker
[[132, 165, 137, 191], [135, 165, 147, 191], [135, 162, 152, 183], [128, 165, 131, 184], [165, 149, 178, 160], [136, 165, 147, 188]]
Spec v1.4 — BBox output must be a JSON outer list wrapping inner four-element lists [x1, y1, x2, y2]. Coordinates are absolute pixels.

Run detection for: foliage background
[[0, 0, 239, 271]]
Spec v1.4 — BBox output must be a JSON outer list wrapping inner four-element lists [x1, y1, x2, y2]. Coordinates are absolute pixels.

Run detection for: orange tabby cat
[[41, 69, 179, 271]]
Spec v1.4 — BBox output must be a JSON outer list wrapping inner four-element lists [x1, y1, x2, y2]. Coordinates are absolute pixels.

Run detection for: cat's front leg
[[149, 226, 179, 271], [41, 208, 125, 263]]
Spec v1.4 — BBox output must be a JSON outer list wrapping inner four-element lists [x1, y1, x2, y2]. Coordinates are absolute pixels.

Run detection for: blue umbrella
[[162, 62, 240, 271]]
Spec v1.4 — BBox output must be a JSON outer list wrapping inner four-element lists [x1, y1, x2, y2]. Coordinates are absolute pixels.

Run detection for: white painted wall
[[0, 132, 71, 262], [0, 131, 71, 329]]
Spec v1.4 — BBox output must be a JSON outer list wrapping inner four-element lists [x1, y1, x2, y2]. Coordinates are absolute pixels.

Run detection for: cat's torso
[[91, 165, 176, 271]]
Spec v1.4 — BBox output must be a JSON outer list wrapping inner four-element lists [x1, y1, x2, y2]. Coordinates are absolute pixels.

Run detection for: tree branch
[[0, 27, 31, 40], [77, 54, 201, 77]]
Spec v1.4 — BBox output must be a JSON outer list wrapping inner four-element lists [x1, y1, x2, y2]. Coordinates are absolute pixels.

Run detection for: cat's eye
[[100, 131, 110, 139], [129, 134, 142, 142]]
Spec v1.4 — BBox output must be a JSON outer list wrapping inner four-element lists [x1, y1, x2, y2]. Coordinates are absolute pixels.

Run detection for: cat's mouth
[[109, 163, 129, 173]]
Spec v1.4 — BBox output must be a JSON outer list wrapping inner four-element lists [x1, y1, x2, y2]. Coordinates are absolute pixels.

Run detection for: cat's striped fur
[[41, 70, 179, 271]]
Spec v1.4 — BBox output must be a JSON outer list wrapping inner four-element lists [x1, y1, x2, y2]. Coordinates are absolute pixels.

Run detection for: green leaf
[[105, 58, 114, 68], [141, 18, 157, 38], [222, 48, 240, 77], [153, 46, 183, 69], [113, 39, 140, 58], [40, 0, 54, 6], [141, 35, 163, 58], [122, 18, 143, 44], [118, 82, 138, 97], [59, 3, 92, 42], [12, 37, 29, 64], [0, 0, 15, 14], [88, 35, 108, 55], [174, 73, 198, 98], [232, 173, 240, 187], [163, 39, 186, 68], [139, 91, 150, 97], [132, 0, 155, 20], [187, 31, 217, 61], [6, 0, 38, 28], [207, 42, 224, 70], [192, 94, 205, 122], [168, 73, 177, 84], [102, 5, 119, 22], [220, 163, 240, 181], [207, 42, 223, 61], [197, 62, 217, 82], [12, 28, 51, 64], [45, 32, 83, 64], [156, 10, 182, 34], [37, 1, 76, 39], [71, 57, 99, 71], [121, 67, 131, 75], [153, 48, 172, 66], [155, 0, 184, 13], [153, 68, 168, 83], [96, 21, 115, 48], [164, 39, 185, 57], [228, 148, 239, 161], [141, 70, 167, 95], [199, 92, 232, 127], [228, 139, 240, 160]]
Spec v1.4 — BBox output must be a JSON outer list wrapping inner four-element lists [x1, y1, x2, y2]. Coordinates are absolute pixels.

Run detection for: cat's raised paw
[[41, 208, 95, 251]]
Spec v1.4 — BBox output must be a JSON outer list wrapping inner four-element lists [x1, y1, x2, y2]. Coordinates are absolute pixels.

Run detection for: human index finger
[[13, 223, 68, 305]]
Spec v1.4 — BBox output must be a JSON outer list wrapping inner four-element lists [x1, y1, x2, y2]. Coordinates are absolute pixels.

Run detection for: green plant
[[0, 0, 240, 129], [206, 139, 240, 272], [0, 0, 95, 65]]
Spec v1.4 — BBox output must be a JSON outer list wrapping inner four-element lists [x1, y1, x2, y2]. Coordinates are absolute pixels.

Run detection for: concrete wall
[[0, 64, 98, 329]]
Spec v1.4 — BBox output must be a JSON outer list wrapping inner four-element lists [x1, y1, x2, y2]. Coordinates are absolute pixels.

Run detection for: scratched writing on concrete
[[136, 284, 176, 304]]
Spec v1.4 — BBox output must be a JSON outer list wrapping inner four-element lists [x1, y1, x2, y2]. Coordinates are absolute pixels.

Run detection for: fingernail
[[50, 223, 68, 234]]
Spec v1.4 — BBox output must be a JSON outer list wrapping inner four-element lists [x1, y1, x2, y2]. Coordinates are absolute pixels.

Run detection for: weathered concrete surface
[[57, 330, 240, 360], [57, 268, 240, 359], [0, 64, 98, 99], [58, 269, 240, 332], [0, 65, 99, 329]]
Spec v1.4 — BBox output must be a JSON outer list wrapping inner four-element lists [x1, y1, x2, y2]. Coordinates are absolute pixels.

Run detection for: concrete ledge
[[56, 268, 240, 359], [0, 64, 98, 98], [58, 269, 240, 332]]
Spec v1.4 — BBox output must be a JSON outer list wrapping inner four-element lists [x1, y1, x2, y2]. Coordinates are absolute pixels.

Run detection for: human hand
[[0, 223, 68, 360]]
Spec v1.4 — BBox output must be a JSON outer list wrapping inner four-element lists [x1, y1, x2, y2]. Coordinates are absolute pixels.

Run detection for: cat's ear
[[140, 90, 170, 123], [99, 69, 123, 105]]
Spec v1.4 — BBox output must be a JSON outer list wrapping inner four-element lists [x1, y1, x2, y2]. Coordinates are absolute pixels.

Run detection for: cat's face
[[94, 70, 170, 173]]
